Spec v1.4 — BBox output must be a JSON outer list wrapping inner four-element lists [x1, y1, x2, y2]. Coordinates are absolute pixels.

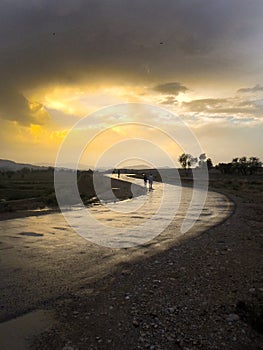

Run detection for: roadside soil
[[0, 175, 140, 221], [29, 180, 263, 349]]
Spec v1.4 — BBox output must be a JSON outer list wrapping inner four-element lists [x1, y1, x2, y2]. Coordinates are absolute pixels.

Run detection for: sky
[[0, 0, 263, 168]]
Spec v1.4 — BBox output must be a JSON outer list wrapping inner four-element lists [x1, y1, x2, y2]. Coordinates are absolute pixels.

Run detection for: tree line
[[216, 156, 262, 175], [178, 153, 213, 174], [178, 153, 261, 175]]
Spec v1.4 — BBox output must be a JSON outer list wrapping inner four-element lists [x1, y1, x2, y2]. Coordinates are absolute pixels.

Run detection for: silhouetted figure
[[117, 169, 120, 178], [148, 173, 153, 189], [143, 173, 147, 186]]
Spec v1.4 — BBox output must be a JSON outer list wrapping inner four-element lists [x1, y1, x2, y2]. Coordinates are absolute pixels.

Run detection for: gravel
[[30, 190, 263, 349]]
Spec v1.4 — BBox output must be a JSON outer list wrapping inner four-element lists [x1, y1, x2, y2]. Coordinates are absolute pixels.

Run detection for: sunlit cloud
[[179, 94, 263, 125], [159, 96, 178, 105], [0, 1, 263, 165], [237, 84, 263, 93]]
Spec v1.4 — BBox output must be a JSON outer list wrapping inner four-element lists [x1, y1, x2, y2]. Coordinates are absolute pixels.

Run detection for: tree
[[197, 153, 213, 170], [178, 153, 197, 174], [216, 163, 233, 174], [238, 156, 248, 175], [198, 153, 206, 168], [206, 158, 213, 170], [248, 157, 261, 174], [216, 156, 261, 175], [187, 155, 198, 170], [231, 156, 261, 175], [178, 153, 188, 174]]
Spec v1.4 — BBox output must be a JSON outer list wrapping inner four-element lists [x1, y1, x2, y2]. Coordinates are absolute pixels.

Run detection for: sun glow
[[28, 84, 147, 119]]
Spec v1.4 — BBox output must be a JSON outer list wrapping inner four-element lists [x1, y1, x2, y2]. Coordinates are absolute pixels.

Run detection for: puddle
[[20, 232, 44, 237]]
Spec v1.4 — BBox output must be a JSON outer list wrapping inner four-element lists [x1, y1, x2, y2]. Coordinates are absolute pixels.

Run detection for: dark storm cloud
[[153, 82, 188, 95], [237, 85, 263, 93], [0, 86, 50, 125], [1, 0, 262, 84], [0, 0, 263, 124]]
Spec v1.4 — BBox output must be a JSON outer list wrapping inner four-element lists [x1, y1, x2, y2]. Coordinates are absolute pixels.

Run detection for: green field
[[0, 169, 55, 202]]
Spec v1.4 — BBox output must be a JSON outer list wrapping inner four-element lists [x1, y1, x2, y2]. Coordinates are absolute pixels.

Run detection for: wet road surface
[[0, 175, 233, 321]]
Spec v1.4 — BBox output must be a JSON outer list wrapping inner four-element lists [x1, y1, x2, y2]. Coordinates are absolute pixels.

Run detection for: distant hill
[[0, 159, 46, 171], [0, 159, 170, 172], [0, 159, 95, 171], [119, 164, 153, 170], [120, 165, 171, 170], [56, 162, 94, 171]]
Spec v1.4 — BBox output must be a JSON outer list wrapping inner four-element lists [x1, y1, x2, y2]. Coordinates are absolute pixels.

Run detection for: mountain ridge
[[0, 159, 46, 171]]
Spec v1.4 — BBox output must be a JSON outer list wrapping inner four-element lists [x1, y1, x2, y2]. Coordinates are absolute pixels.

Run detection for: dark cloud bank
[[0, 0, 263, 124]]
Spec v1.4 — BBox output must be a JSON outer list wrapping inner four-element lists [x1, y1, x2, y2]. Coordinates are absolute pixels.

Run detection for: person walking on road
[[143, 173, 148, 186], [148, 173, 153, 189]]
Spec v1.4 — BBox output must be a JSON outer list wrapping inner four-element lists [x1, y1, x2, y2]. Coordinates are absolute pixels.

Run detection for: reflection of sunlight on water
[[0, 176, 233, 249], [0, 175, 234, 320], [59, 175, 182, 247]]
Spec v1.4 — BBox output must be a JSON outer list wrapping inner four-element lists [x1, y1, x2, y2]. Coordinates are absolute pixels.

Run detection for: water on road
[[0, 175, 233, 321]]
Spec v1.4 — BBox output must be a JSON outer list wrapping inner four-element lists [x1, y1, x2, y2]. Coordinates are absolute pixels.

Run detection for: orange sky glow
[[0, 1, 262, 168]]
